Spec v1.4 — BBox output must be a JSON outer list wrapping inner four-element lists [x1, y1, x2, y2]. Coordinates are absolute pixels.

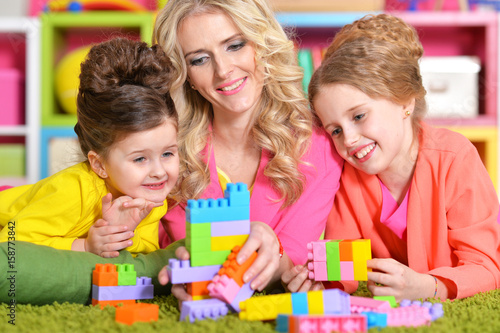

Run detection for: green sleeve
[[0, 240, 182, 305]]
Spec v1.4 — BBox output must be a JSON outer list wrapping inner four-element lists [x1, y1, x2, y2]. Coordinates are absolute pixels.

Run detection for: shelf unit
[[276, 11, 499, 189], [0, 17, 40, 185]]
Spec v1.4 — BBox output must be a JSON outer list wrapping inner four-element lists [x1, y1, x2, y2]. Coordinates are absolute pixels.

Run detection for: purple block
[[92, 277, 153, 301], [211, 220, 250, 236], [229, 281, 255, 312], [323, 288, 350, 315], [166, 258, 221, 284], [180, 298, 230, 322]]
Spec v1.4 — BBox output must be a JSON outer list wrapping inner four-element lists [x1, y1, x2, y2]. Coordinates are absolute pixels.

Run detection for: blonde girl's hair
[[309, 14, 427, 138], [154, 0, 312, 207]]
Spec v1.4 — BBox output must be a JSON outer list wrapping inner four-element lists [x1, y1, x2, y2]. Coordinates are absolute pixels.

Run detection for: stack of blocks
[[91, 263, 158, 325], [167, 183, 255, 322], [307, 239, 372, 281]]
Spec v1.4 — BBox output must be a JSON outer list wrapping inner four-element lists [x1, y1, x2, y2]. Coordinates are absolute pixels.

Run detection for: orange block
[[218, 246, 258, 286], [115, 303, 159, 325], [187, 280, 211, 297], [92, 263, 118, 286], [92, 299, 135, 308], [339, 240, 353, 261]]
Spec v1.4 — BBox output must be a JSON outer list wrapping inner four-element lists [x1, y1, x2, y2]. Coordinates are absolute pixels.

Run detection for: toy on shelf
[[54, 45, 91, 115], [307, 239, 372, 281], [45, 0, 149, 12], [91, 263, 154, 308]]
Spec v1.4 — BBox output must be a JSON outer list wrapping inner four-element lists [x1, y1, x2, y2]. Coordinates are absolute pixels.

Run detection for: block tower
[[307, 239, 372, 281]]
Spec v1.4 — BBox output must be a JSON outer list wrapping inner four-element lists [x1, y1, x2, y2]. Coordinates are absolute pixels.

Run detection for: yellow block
[[352, 239, 371, 261], [192, 295, 211, 301], [239, 294, 292, 321], [307, 290, 324, 314], [211, 234, 249, 251]]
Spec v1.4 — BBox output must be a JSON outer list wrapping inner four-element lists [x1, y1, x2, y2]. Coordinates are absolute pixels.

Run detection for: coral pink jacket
[[326, 123, 500, 299], [160, 128, 344, 265]]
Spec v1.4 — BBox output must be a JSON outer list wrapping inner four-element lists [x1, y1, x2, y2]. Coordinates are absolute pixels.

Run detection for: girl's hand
[[367, 258, 436, 301], [281, 264, 324, 293], [236, 222, 281, 291], [85, 218, 134, 257], [157, 246, 192, 302], [101, 193, 163, 231]]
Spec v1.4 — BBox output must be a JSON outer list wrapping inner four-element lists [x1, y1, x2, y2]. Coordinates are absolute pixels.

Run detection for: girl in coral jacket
[[289, 13, 500, 301]]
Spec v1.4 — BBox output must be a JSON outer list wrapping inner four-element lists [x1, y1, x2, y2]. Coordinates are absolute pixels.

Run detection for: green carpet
[[2, 284, 500, 333]]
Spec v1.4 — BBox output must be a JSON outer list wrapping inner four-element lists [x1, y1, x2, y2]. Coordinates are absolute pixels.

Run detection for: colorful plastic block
[[373, 295, 397, 308], [350, 296, 392, 313], [92, 299, 135, 308], [307, 290, 324, 315], [186, 182, 249, 223], [92, 277, 154, 301], [340, 261, 354, 280], [385, 306, 432, 327], [190, 250, 232, 267], [228, 281, 254, 312], [400, 299, 444, 321], [187, 280, 212, 297], [362, 311, 388, 329], [92, 263, 118, 286], [239, 289, 350, 321], [115, 303, 159, 325], [211, 234, 249, 251], [180, 298, 230, 323], [166, 258, 221, 284], [281, 314, 367, 333], [116, 264, 137, 286], [307, 261, 328, 281], [208, 275, 241, 304], [211, 220, 251, 236], [217, 246, 258, 286]]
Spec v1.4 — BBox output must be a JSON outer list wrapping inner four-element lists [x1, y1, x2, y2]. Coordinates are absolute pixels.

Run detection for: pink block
[[350, 296, 392, 314], [307, 261, 328, 281], [0, 69, 25, 125], [307, 240, 328, 261], [340, 262, 354, 280], [289, 314, 367, 333], [207, 275, 240, 304]]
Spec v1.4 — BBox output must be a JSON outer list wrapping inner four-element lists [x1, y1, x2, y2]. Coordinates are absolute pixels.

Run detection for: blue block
[[362, 311, 388, 329], [187, 182, 250, 223], [291, 292, 308, 315], [276, 314, 290, 333], [92, 277, 154, 301]]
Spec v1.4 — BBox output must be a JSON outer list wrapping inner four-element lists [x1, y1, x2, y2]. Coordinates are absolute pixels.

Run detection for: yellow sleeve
[[124, 201, 167, 255], [0, 163, 103, 250]]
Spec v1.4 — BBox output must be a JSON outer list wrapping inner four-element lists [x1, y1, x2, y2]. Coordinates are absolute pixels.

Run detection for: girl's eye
[[331, 128, 342, 136], [133, 157, 145, 163], [190, 56, 208, 66], [162, 151, 174, 158], [354, 113, 365, 121], [227, 40, 247, 52]]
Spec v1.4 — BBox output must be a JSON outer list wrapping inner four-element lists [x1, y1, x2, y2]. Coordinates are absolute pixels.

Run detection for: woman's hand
[[157, 246, 192, 302], [281, 264, 324, 292], [85, 218, 134, 257], [367, 258, 437, 301], [236, 221, 281, 291]]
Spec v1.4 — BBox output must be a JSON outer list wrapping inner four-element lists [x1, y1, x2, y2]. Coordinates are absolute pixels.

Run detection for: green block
[[186, 221, 212, 254], [186, 236, 211, 254], [187, 221, 211, 238], [0, 144, 25, 176], [116, 264, 137, 286], [190, 250, 231, 267], [326, 240, 341, 281], [374, 296, 397, 308]]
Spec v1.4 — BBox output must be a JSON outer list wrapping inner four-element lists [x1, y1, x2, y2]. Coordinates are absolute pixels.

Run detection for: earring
[[191, 85, 196, 90], [405, 110, 411, 117]]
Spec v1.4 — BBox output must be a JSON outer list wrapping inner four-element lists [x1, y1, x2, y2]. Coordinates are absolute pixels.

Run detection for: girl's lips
[[142, 181, 166, 190], [350, 143, 376, 162]]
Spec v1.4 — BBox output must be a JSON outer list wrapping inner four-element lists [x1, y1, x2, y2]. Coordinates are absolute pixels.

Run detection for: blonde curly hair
[[154, 0, 312, 207], [309, 14, 427, 138]]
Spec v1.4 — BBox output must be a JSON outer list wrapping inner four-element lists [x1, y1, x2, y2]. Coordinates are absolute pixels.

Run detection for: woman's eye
[[331, 128, 342, 136], [228, 41, 246, 52], [190, 56, 208, 66]]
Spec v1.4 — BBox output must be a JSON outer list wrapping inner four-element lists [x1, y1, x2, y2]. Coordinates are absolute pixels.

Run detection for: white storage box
[[420, 56, 481, 118]]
